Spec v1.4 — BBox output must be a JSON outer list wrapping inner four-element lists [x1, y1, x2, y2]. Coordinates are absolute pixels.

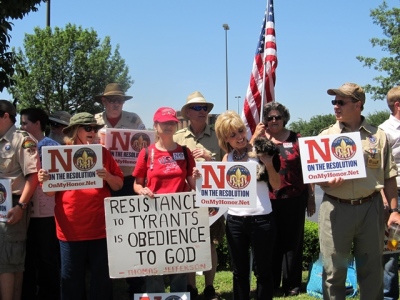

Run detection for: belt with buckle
[[325, 191, 379, 205]]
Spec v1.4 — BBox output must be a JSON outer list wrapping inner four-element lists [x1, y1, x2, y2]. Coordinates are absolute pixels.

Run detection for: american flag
[[242, 0, 277, 138]]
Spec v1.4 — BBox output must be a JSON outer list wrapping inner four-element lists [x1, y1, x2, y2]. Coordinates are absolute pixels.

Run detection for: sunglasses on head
[[106, 97, 125, 104], [331, 99, 359, 106], [189, 105, 208, 112], [266, 115, 282, 122], [80, 125, 99, 133]]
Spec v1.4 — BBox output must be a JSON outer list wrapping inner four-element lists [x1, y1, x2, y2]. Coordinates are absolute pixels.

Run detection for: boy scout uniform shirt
[[319, 118, 397, 199], [174, 124, 223, 162], [0, 125, 39, 195], [95, 110, 146, 176]]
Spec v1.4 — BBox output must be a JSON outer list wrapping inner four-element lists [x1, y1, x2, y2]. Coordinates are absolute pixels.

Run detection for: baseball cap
[[153, 107, 179, 123], [327, 83, 366, 104]]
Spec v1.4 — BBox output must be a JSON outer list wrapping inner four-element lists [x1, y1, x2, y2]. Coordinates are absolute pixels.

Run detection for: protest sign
[[195, 162, 257, 208], [103, 129, 155, 167], [134, 293, 189, 300], [0, 179, 12, 222], [298, 132, 366, 183], [105, 192, 211, 278], [41, 144, 103, 192]]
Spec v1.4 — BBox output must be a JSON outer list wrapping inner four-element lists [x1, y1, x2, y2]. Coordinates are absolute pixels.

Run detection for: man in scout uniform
[[0, 100, 39, 300], [174, 91, 224, 300], [317, 83, 399, 299], [94, 83, 145, 297]]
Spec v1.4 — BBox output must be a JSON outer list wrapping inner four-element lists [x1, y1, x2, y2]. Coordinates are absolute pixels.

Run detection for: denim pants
[[22, 217, 60, 300], [226, 213, 275, 300], [59, 238, 112, 300], [383, 253, 399, 300]]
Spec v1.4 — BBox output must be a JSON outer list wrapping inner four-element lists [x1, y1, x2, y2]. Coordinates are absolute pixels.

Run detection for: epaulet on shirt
[[175, 128, 186, 134], [16, 129, 30, 137], [319, 124, 334, 134]]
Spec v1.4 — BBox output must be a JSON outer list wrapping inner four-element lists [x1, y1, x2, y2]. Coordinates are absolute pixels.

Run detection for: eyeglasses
[[189, 105, 208, 112], [106, 97, 125, 104], [266, 115, 283, 122], [80, 125, 99, 133], [331, 99, 359, 106]]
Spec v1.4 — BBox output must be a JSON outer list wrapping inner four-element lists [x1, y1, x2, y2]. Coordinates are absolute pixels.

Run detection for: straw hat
[[180, 91, 214, 119]]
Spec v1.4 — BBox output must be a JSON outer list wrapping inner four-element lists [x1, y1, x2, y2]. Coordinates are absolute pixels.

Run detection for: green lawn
[[111, 271, 360, 300]]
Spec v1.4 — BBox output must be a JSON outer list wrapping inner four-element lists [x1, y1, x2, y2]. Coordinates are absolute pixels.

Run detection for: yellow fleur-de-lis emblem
[[229, 167, 247, 188], [77, 150, 94, 169], [335, 139, 353, 158]]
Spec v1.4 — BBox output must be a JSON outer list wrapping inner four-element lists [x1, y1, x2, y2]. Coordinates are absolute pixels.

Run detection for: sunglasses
[[49, 121, 64, 128], [331, 99, 358, 106], [189, 105, 208, 112], [106, 97, 125, 104], [267, 115, 283, 122], [80, 125, 99, 133]]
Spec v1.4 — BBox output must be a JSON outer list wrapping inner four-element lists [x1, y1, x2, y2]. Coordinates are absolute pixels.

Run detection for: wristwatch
[[16, 202, 28, 210], [389, 208, 399, 214]]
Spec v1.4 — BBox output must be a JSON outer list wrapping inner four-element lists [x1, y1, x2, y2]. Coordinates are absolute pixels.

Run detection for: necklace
[[233, 149, 247, 161]]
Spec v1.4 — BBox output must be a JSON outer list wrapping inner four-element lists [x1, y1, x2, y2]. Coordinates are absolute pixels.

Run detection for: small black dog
[[248, 136, 280, 181]]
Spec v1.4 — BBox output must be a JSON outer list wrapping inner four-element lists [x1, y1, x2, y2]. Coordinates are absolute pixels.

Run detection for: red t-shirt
[[133, 144, 195, 194], [54, 147, 124, 241]]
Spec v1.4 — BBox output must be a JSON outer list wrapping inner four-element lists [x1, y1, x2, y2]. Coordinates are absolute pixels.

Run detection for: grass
[[111, 271, 360, 299]]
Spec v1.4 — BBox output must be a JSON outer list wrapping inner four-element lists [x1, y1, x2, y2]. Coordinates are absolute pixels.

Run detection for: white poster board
[[134, 292, 189, 300], [195, 162, 257, 208], [298, 132, 366, 183], [0, 179, 12, 222], [41, 145, 103, 192], [103, 129, 155, 167], [104, 192, 211, 278]]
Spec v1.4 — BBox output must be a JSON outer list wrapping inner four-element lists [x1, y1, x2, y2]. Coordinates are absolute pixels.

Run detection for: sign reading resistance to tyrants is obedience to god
[[195, 162, 257, 208], [41, 145, 103, 192], [298, 132, 366, 184], [104, 192, 211, 278]]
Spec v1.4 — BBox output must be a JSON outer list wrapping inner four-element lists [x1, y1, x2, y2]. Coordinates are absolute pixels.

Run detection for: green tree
[[365, 110, 390, 127], [288, 114, 336, 137], [356, 1, 400, 100], [0, 0, 44, 91], [9, 23, 132, 115]]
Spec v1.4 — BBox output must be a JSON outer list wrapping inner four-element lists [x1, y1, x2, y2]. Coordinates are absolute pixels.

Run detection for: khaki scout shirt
[[0, 125, 39, 195], [95, 110, 145, 176], [174, 124, 224, 162], [319, 119, 397, 199]]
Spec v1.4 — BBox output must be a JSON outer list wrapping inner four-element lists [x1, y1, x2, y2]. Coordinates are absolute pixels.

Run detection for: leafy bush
[[303, 220, 320, 270], [216, 219, 320, 271]]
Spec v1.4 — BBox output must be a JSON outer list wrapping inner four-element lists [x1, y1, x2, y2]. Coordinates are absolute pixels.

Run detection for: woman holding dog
[[250, 101, 315, 296], [215, 111, 280, 300]]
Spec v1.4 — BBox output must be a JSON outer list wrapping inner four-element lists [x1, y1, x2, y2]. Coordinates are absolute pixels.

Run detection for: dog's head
[[253, 136, 280, 156]]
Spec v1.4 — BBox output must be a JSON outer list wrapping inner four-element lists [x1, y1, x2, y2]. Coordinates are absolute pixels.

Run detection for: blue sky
[[0, 0, 391, 127]]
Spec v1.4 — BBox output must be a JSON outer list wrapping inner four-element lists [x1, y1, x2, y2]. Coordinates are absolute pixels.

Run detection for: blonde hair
[[64, 126, 80, 145], [387, 86, 400, 112], [215, 111, 246, 153]]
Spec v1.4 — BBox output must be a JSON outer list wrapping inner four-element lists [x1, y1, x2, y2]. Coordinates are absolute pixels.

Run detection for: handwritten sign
[[0, 179, 12, 222], [103, 129, 155, 167], [41, 145, 103, 192], [298, 132, 366, 183], [195, 162, 257, 208], [104, 192, 211, 278]]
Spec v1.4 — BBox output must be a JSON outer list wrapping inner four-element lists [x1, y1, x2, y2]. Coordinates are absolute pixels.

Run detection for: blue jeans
[[226, 213, 275, 300], [383, 253, 399, 300], [59, 239, 112, 300], [145, 274, 187, 293]]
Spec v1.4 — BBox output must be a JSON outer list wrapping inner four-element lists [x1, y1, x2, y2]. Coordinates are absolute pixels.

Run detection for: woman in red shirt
[[133, 107, 196, 293], [39, 112, 123, 300]]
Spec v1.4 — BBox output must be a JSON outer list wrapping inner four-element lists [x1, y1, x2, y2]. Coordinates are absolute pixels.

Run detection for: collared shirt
[[0, 125, 39, 194], [95, 110, 145, 176], [173, 124, 224, 162], [319, 118, 397, 199], [379, 115, 400, 188]]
